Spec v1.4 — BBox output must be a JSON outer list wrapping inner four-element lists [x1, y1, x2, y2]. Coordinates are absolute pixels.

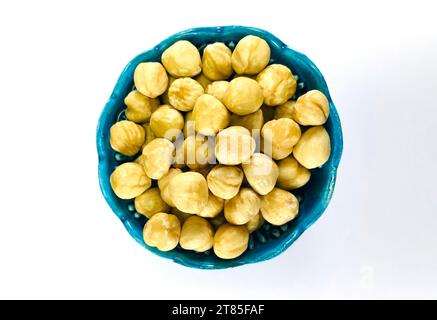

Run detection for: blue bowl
[[96, 26, 343, 269]]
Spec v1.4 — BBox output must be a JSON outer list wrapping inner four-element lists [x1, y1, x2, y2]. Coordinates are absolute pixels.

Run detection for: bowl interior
[[96, 26, 343, 269]]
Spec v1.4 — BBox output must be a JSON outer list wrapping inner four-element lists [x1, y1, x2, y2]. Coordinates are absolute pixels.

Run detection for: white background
[[0, 0, 436, 299]]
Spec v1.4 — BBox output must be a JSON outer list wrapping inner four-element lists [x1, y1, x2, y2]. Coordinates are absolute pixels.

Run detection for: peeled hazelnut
[[134, 62, 168, 98], [110, 120, 145, 156], [274, 100, 296, 120], [256, 64, 296, 106], [207, 165, 244, 200], [213, 224, 249, 259], [183, 111, 195, 138], [215, 126, 256, 165], [223, 77, 264, 116], [261, 118, 301, 160], [202, 42, 233, 80], [110, 162, 151, 199], [193, 94, 230, 136], [172, 136, 186, 169], [205, 81, 229, 103], [160, 75, 176, 105], [168, 172, 209, 214], [158, 168, 182, 206], [183, 135, 215, 170], [162, 40, 201, 77], [230, 109, 264, 132], [293, 126, 331, 169], [246, 213, 264, 233], [209, 213, 226, 229], [135, 188, 170, 218], [124, 90, 160, 123], [261, 188, 299, 225], [277, 156, 311, 190], [134, 154, 145, 166], [180, 216, 214, 252], [197, 192, 224, 218], [149, 105, 184, 141], [171, 207, 192, 224], [292, 90, 330, 125], [194, 73, 213, 89], [143, 212, 180, 251], [168, 77, 204, 111], [224, 188, 261, 225], [142, 138, 175, 179], [141, 123, 156, 148], [231, 35, 270, 75], [242, 153, 279, 195]]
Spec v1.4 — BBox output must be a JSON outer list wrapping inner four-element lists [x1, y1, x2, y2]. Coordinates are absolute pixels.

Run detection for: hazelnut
[[213, 224, 249, 259], [124, 90, 160, 123], [205, 81, 229, 103], [134, 62, 168, 98], [183, 111, 195, 138], [183, 135, 215, 169], [134, 154, 145, 166], [141, 123, 156, 148], [158, 168, 182, 206], [256, 64, 296, 106], [110, 120, 145, 156], [143, 212, 181, 251], [162, 40, 201, 77], [224, 188, 261, 225], [197, 192, 224, 218], [261, 118, 301, 160], [110, 162, 151, 199], [142, 138, 175, 179], [261, 188, 299, 225], [231, 35, 270, 75], [202, 42, 233, 80], [230, 109, 264, 132], [149, 105, 184, 141], [215, 126, 256, 165], [194, 73, 213, 89], [246, 213, 264, 233], [292, 90, 330, 125], [180, 216, 214, 252], [168, 172, 209, 214], [274, 100, 296, 120], [242, 153, 279, 195], [135, 188, 170, 218], [207, 165, 244, 200], [223, 77, 264, 115], [277, 156, 311, 190], [160, 75, 176, 105], [293, 126, 331, 169], [171, 207, 192, 224], [172, 136, 186, 169], [193, 94, 230, 136], [209, 213, 226, 229], [168, 77, 204, 111]]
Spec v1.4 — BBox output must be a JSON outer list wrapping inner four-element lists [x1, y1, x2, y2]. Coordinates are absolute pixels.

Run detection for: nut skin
[[183, 111, 195, 138], [142, 138, 175, 179], [202, 42, 233, 80], [256, 64, 297, 106], [180, 216, 214, 252], [124, 90, 160, 123], [231, 35, 270, 75], [261, 188, 299, 225], [194, 73, 213, 89], [143, 212, 181, 252], [292, 90, 330, 125], [261, 118, 301, 160], [168, 77, 204, 112], [245, 213, 264, 233], [135, 188, 170, 218], [149, 105, 184, 141], [197, 191, 224, 218], [134, 62, 168, 98], [110, 120, 145, 156], [224, 188, 261, 225], [230, 109, 264, 132], [183, 135, 215, 170], [277, 156, 311, 190], [158, 168, 183, 207], [274, 100, 296, 120], [207, 165, 244, 200], [223, 77, 264, 116], [193, 94, 230, 136], [162, 40, 202, 77], [205, 81, 229, 103], [293, 126, 331, 169], [110, 162, 151, 199], [213, 224, 249, 259], [168, 171, 209, 214], [242, 153, 279, 195], [215, 126, 256, 165]]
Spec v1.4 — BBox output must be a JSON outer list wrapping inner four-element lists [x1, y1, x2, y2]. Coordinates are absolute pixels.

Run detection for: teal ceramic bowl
[[96, 26, 343, 269]]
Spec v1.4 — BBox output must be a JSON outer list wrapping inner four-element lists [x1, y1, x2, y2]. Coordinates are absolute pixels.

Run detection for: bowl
[[96, 26, 343, 269]]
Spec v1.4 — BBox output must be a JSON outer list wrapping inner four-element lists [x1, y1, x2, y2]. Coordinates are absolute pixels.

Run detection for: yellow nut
[[205, 81, 229, 103], [183, 135, 215, 170], [168, 172, 209, 214], [183, 111, 195, 138], [158, 168, 182, 207], [180, 216, 214, 252], [124, 90, 160, 123], [110, 162, 151, 199], [135, 188, 170, 218], [293, 126, 331, 169], [197, 191, 224, 218], [277, 156, 311, 190], [168, 77, 204, 111], [261, 188, 299, 225], [110, 120, 145, 156], [231, 35, 270, 75], [171, 207, 192, 224], [142, 138, 175, 179], [162, 40, 202, 77], [223, 77, 264, 115], [261, 118, 301, 160], [143, 212, 181, 251], [292, 90, 330, 125], [134, 154, 145, 166], [160, 75, 176, 105], [209, 213, 226, 229], [202, 42, 233, 80], [172, 137, 186, 169], [194, 73, 213, 89], [215, 126, 256, 165], [246, 213, 264, 233], [193, 94, 230, 136], [230, 108, 264, 132], [274, 100, 296, 120], [134, 62, 168, 98], [213, 224, 249, 259], [242, 153, 279, 195], [224, 188, 261, 225], [141, 123, 156, 149], [207, 165, 244, 200], [256, 64, 296, 106], [149, 105, 184, 141]]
